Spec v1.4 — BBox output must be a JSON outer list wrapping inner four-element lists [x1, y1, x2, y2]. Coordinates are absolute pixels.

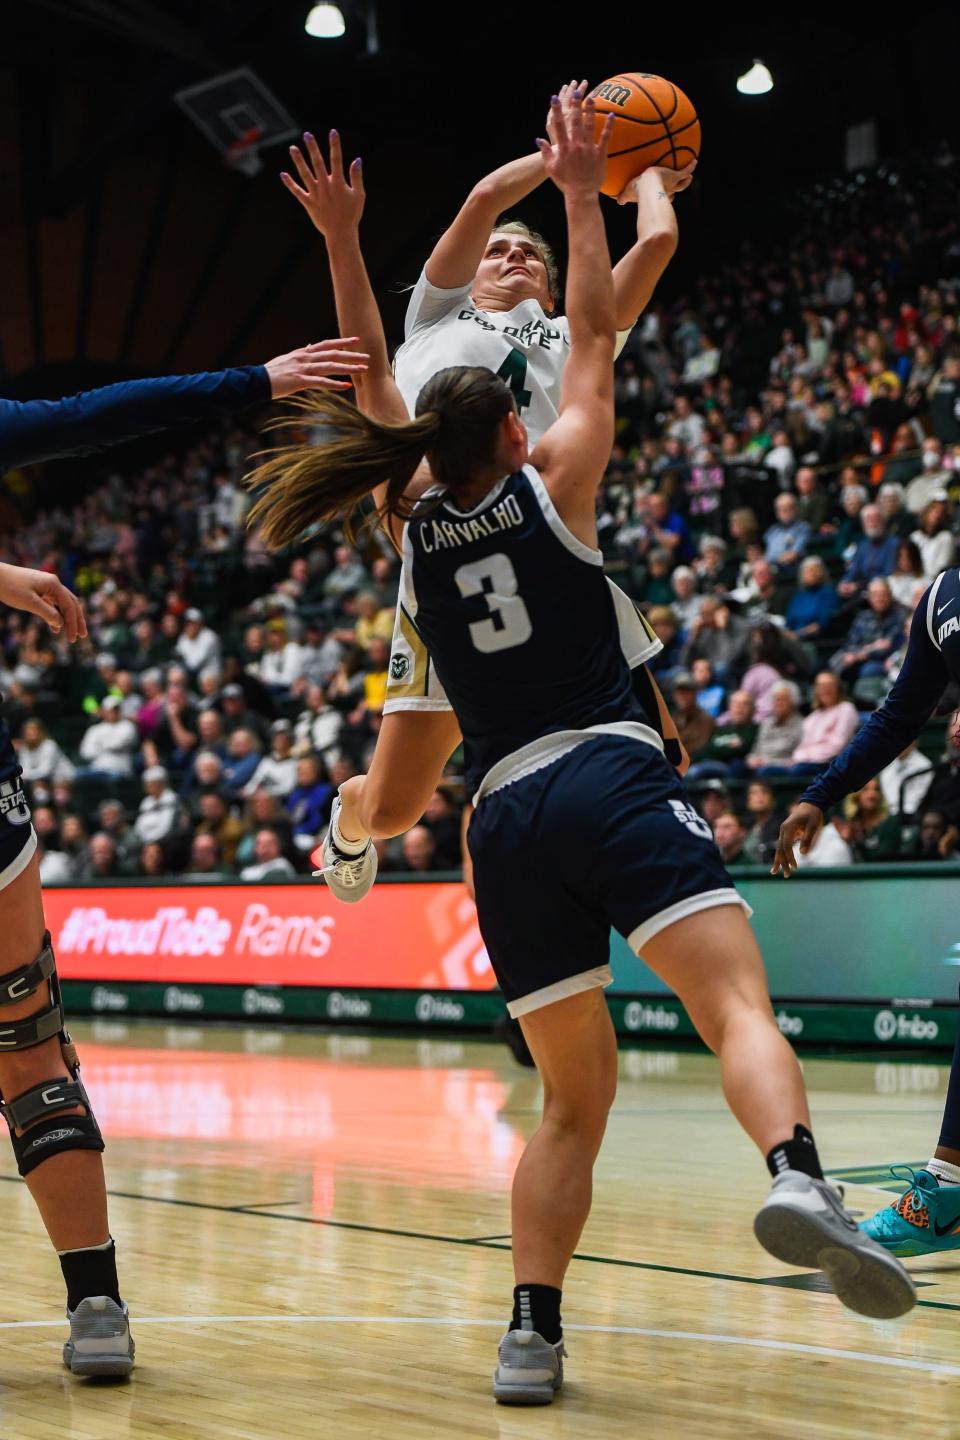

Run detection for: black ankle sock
[[766, 1123, 824, 1181], [510, 1284, 562, 1344], [58, 1239, 121, 1311]]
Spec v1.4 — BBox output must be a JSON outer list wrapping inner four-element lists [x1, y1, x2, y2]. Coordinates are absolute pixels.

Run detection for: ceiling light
[[736, 60, 773, 96]]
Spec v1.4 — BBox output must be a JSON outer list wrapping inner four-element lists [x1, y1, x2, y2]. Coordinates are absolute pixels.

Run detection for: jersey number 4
[[496, 350, 532, 413], [454, 553, 532, 654]]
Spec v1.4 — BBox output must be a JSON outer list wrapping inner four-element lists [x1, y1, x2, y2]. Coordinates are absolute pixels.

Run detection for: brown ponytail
[[245, 366, 514, 549]]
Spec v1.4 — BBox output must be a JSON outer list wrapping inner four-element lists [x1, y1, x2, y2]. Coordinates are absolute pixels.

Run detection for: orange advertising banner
[[44, 883, 496, 992]]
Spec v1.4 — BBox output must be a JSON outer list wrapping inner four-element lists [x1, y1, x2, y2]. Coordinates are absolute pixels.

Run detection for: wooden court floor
[[1, 1021, 958, 1439]]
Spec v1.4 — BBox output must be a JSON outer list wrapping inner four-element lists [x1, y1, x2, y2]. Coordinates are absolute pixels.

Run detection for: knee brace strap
[[5, 1076, 90, 1131], [0, 935, 55, 1006], [9, 1112, 104, 1176]]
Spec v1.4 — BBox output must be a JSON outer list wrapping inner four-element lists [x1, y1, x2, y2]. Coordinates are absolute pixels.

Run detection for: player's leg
[[316, 709, 461, 900], [859, 1015, 960, 1256], [0, 852, 133, 1374], [628, 882, 914, 1318]]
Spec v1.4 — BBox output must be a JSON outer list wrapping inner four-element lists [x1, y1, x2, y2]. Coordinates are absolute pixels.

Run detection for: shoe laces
[[316, 846, 369, 882], [888, 1164, 938, 1213]]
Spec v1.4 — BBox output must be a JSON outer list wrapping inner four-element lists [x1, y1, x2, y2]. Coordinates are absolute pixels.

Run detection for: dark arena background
[[2, 4, 960, 1436]]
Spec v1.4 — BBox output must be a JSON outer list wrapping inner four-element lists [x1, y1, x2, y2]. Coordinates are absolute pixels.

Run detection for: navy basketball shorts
[[467, 736, 750, 1018], [0, 718, 36, 890]]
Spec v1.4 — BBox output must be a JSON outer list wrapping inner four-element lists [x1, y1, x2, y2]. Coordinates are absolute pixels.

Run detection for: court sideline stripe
[[0, 1313, 955, 1376], [1, 1176, 957, 1313]]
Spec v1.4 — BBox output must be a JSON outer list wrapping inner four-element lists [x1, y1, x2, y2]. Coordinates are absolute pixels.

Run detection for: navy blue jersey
[[802, 569, 959, 811], [401, 465, 655, 791], [0, 366, 269, 469]]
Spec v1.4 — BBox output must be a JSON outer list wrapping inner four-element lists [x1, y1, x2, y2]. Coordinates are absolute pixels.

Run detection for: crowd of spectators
[[2, 157, 960, 880]]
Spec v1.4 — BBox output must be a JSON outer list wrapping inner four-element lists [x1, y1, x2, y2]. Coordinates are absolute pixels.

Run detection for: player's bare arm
[[612, 161, 696, 329], [424, 79, 587, 291], [531, 93, 616, 543]]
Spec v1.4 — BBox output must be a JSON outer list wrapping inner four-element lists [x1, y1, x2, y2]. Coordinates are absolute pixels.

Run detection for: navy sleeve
[[800, 587, 949, 811], [0, 366, 271, 468]]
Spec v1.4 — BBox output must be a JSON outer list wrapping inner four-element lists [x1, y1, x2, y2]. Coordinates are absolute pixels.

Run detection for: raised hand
[[770, 802, 824, 877], [537, 92, 613, 197], [556, 78, 590, 125], [0, 563, 87, 642], [617, 158, 698, 206], [281, 129, 365, 238], [264, 339, 370, 397]]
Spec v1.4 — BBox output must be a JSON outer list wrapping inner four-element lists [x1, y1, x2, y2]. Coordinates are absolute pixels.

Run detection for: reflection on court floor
[[1, 1022, 958, 1440]]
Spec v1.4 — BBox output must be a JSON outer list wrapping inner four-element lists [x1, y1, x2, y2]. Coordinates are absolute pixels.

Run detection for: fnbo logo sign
[[874, 1009, 939, 1043]]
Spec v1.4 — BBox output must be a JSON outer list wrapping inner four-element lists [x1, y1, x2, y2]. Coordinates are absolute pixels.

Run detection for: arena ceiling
[[3, 1, 958, 390]]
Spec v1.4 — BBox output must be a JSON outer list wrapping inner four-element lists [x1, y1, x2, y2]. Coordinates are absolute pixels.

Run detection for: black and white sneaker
[[311, 795, 377, 904], [754, 1168, 917, 1319]]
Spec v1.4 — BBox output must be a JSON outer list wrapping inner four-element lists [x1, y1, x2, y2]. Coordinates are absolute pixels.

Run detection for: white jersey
[[394, 269, 632, 446]]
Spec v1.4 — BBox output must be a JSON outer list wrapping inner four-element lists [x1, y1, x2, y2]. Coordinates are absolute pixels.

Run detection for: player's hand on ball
[[771, 802, 824, 877], [282, 129, 365, 237], [555, 78, 590, 126], [617, 159, 697, 206], [538, 92, 613, 197], [0, 563, 87, 642]]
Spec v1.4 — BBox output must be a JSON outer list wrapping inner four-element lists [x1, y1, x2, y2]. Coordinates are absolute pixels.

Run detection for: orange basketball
[[590, 73, 700, 198]]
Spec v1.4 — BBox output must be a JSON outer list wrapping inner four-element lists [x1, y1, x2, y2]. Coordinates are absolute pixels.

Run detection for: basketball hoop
[[224, 126, 264, 177]]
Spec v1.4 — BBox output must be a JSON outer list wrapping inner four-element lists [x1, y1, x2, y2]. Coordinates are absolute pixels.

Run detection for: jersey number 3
[[454, 553, 532, 654]]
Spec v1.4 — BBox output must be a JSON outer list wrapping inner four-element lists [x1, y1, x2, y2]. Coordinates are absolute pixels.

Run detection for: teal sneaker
[[861, 1167, 960, 1257]]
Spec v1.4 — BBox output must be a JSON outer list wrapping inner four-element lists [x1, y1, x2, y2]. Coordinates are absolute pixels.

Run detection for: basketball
[[590, 73, 701, 198]]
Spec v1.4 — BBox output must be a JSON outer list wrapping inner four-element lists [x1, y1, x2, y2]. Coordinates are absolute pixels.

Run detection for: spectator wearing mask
[[786, 556, 838, 641], [905, 437, 950, 514], [670, 671, 714, 760], [911, 495, 955, 579], [78, 695, 139, 777], [175, 608, 222, 678], [240, 829, 296, 881], [829, 579, 904, 683], [838, 505, 899, 597]]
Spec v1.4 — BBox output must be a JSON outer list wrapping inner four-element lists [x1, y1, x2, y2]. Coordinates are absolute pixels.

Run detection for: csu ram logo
[[590, 81, 630, 108], [390, 654, 410, 681]]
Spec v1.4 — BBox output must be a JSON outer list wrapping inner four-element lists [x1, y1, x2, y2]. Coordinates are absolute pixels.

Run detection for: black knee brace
[[0, 932, 104, 1176]]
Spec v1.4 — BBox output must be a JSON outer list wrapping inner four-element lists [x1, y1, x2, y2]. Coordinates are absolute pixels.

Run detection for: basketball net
[[224, 126, 264, 177]]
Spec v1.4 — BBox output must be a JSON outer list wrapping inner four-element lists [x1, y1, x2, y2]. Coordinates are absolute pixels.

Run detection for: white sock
[[927, 1159, 960, 1186], [331, 797, 369, 856]]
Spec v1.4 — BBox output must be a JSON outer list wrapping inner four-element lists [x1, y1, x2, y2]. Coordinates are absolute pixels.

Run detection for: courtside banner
[[44, 883, 495, 991]]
